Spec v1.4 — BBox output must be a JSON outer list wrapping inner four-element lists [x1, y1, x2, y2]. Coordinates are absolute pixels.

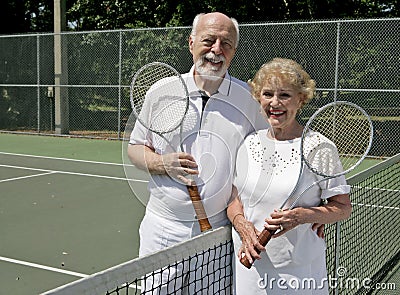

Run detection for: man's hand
[[128, 144, 199, 184], [312, 223, 325, 238], [162, 152, 198, 184]]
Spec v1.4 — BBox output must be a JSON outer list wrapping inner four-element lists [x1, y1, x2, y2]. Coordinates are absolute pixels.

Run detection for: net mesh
[[336, 154, 400, 294], [42, 154, 399, 295]]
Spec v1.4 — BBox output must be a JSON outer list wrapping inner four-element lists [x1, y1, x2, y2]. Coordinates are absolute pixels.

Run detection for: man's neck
[[194, 73, 224, 97]]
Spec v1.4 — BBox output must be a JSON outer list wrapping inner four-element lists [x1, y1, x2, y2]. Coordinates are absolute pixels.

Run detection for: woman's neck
[[269, 122, 304, 141]]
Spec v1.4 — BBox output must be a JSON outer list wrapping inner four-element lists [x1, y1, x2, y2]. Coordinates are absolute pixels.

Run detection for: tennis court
[[0, 133, 148, 294], [1, 133, 399, 294]]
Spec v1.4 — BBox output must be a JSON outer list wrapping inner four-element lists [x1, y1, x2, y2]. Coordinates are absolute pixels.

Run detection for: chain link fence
[[0, 18, 399, 157]]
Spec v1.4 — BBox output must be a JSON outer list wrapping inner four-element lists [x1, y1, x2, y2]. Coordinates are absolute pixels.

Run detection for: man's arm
[[128, 144, 167, 174], [127, 144, 199, 179]]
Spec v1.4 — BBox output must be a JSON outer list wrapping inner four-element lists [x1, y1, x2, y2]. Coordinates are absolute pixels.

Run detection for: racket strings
[[147, 94, 187, 133], [131, 64, 189, 134], [303, 104, 372, 176]]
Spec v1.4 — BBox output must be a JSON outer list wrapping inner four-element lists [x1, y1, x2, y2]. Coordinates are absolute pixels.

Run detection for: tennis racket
[[130, 62, 212, 232], [240, 101, 373, 268]]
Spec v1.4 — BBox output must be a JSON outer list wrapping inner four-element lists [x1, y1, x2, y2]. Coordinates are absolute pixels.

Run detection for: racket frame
[[130, 62, 212, 232]]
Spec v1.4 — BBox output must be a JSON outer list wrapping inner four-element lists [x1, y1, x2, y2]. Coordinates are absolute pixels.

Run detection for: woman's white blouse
[[234, 129, 350, 267]]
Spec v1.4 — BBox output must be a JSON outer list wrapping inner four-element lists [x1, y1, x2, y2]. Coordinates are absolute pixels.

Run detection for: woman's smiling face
[[259, 79, 305, 132]]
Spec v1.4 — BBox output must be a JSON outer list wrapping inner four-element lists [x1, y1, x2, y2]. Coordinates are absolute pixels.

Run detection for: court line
[[0, 256, 87, 278], [0, 164, 148, 183], [0, 171, 56, 183], [0, 151, 135, 167], [351, 185, 400, 210], [352, 203, 399, 210], [0, 152, 145, 290]]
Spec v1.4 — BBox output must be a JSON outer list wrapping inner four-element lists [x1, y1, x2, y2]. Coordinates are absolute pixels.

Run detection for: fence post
[[36, 35, 40, 132], [334, 221, 341, 295], [54, 0, 69, 134], [333, 21, 340, 103], [118, 31, 122, 139], [333, 21, 342, 295]]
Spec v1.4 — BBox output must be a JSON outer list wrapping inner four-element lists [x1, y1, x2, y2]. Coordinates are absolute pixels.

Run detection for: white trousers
[[139, 209, 231, 295]]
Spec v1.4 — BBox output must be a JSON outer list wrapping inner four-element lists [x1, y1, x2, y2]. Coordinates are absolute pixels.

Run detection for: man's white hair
[[190, 13, 240, 48]]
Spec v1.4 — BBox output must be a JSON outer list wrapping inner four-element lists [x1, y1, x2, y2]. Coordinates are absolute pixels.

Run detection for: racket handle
[[186, 185, 212, 232], [240, 228, 276, 269]]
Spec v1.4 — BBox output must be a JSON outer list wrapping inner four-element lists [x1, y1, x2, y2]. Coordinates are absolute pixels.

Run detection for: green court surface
[[0, 133, 148, 294], [0, 133, 386, 295]]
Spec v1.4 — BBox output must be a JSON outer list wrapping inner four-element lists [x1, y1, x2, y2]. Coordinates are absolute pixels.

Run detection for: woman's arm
[[265, 194, 351, 237], [227, 187, 265, 263]]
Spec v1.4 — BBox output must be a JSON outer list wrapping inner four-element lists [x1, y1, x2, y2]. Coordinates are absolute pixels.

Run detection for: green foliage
[[1, 0, 398, 34], [121, 29, 189, 81], [55, 28, 191, 126], [0, 0, 55, 34]]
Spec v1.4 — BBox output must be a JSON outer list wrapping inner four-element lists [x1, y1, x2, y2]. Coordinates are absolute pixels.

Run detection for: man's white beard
[[195, 55, 227, 80]]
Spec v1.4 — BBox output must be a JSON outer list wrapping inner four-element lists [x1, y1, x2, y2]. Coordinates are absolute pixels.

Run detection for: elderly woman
[[228, 58, 352, 294]]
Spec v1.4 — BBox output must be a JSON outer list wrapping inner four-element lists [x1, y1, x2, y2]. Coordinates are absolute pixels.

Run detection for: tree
[[0, 1, 30, 34], [65, 0, 399, 31], [1, 0, 398, 34]]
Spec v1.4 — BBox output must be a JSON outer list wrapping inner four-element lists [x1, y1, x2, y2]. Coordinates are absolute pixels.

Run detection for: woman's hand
[[264, 208, 301, 237], [265, 209, 326, 238], [234, 215, 265, 264]]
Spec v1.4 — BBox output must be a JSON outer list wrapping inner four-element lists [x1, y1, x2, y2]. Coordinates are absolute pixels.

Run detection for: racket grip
[[186, 185, 212, 232], [240, 228, 276, 269]]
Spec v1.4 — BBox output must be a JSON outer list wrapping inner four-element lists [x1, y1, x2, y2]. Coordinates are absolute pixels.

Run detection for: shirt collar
[[185, 65, 232, 97]]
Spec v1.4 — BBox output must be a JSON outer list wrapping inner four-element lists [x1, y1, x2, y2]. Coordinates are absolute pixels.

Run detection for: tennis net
[[334, 153, 400, 294], [42, 154, 399, 295], [41, 226, 233, 295]]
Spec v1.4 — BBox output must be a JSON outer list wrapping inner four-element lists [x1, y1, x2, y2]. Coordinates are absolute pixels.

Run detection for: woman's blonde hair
[[249, 58, 316, 106]]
